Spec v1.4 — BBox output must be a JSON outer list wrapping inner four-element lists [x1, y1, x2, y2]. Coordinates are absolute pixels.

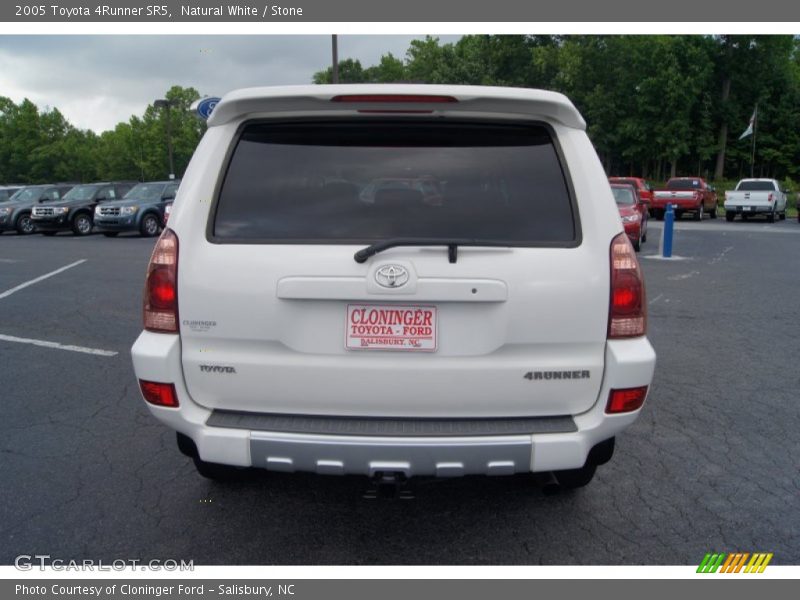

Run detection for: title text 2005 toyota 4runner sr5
[[131, 85, 657, 490]]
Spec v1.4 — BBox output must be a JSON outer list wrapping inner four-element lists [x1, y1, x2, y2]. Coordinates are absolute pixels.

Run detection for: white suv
[[132, 85, 656, 489]]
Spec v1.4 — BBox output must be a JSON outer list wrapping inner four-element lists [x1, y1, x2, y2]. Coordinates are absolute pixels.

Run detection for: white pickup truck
[[724, 178, 788, 222]]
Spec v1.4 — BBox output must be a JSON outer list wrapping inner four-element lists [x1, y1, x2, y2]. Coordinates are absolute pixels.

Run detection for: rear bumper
[[651, 198, 700, 211], [724, 202, 773, 214], [131, 331, 656, 476]]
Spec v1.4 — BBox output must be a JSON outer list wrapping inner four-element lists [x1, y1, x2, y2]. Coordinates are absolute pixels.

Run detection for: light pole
[[154, 98, 176, 180], [331, 34, 339, 84]]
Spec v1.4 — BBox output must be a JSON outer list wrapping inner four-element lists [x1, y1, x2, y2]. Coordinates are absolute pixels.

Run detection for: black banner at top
[[1, 0, 799, 22]]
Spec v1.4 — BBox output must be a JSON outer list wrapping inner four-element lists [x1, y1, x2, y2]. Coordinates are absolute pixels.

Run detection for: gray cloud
[[0, 35, 461, 132]]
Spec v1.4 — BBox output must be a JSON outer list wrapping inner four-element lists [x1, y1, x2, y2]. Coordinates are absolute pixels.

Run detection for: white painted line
[[0, 259, 87, 300], [668, 270, 701, 281], [648, 294, 663, 306], [0, 333, 118, 357], [642, 255, 690, 261]]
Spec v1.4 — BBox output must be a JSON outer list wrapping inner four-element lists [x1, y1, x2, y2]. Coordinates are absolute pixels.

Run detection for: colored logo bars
[[697, 552, 773, 573]]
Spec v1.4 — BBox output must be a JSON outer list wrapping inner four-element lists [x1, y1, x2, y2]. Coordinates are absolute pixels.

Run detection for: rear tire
[[767, 210, 775, 223], [554, 463, 597, 489], [655, 209, 664, 221], [140, 213, 160, 237], [709, 205, 717, 219], [177, 433, 247, 481], [779, 211, 786, 221], [193, 456, 246, 481], [694, 204, 703, 221], [725, 211, 735, 222]]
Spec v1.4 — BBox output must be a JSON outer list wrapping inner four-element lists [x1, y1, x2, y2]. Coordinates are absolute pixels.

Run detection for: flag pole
[[750, 103, 757, 178]]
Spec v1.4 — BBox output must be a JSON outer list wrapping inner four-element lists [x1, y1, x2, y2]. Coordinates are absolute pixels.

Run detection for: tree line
[[314, 35, 800, 185], [0, 86, 205, 185], [2, 36, 798, 187]]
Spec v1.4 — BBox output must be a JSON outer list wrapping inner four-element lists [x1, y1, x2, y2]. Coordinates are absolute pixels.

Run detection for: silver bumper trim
[[250, 431, 533, 477]]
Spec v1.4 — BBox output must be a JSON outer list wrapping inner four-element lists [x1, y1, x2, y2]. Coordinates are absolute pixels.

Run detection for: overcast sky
[[0, 35, 461, 133]]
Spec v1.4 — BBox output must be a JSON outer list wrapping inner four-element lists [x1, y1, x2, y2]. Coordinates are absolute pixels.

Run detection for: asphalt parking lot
[[1, 219, 798, 566]]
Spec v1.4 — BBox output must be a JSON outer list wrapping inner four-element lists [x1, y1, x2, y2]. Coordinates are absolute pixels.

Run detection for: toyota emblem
[[375, 265, 409, 288]]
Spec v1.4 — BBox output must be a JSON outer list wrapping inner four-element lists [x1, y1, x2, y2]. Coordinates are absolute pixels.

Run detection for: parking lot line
[[0, 333, 118, 357], [0, 259, 86, 300]]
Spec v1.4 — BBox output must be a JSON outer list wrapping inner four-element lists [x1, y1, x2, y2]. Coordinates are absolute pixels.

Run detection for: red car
[[611, 183, 648, 251], [608, 177, 654, 207], [652, 177, 717, 221]]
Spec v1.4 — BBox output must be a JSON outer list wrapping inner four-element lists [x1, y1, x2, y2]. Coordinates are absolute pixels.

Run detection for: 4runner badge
[[375, 265, 409, 288]]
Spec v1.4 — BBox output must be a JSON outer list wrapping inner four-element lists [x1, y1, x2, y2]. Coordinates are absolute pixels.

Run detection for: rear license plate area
[[346, 304, 437, 352]]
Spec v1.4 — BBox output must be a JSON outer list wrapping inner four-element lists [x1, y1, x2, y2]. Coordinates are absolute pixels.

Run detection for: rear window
[[736, 181, 777, 192], [212, 121, 577, 245], [666, 179, 702, 190]]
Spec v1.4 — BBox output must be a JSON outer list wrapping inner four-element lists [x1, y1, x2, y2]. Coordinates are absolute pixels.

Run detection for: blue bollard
[[662, 203, 674, 258]]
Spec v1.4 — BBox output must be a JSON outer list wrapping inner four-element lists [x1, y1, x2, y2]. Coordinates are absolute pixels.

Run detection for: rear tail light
[[606, 386, 649, 413], [139, 380, 179, 407], [608, 233, 646, 338], [768, 193, 773, 203], [143, 228, 178, 333]]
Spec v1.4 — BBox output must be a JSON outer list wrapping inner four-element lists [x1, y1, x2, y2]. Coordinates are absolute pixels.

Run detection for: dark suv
[[0, 184, 76, 235], [94, 181, 180, 237], [31, 182, 136, 236], [0, 185, 24, 203]]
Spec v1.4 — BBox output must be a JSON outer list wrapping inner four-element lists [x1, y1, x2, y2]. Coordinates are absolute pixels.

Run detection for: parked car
[[724, 178, 788, 222], [93, 181, 180, 237], [608, 177, 654, 214], [0, 185, 23, 203], [163, 202, 172, 227], [611, 183, 648, 251], [0, 184, 76, 235], [31, 181, 136, 236], [131, 85, 656, 489], [652, 177, 717, 220]]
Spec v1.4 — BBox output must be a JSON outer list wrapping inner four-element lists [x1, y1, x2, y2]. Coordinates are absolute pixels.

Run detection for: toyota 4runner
[[131, 85, 657, 489]]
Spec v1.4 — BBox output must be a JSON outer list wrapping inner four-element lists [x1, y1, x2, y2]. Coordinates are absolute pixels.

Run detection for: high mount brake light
[[330, 94, 458, 104], [608, 233, 646, 338], [143, 228, 179, 333]]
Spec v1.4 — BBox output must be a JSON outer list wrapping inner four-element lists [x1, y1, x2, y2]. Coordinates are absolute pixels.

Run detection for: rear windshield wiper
[[354, 238, 511, 264]]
